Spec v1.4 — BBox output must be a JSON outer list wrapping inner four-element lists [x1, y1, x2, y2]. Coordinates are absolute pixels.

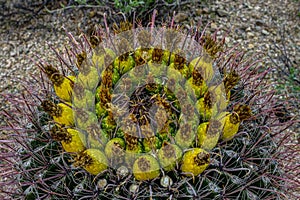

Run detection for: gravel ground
[[0, 0, 299, 198], [1, 0, 299, 113]]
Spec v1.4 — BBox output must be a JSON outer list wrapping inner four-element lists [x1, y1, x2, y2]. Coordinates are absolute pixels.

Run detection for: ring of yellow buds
[[181, 148, 210, 177], [41, 25, 236, 181]]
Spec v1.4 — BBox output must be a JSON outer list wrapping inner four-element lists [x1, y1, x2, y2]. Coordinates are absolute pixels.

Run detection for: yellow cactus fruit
[[169, 53, 190, 79], [181, 148, 210, 177], [208, 84, 228, 112], [223, 70, 240, 99], [185, 73, 208, 99], [124, 133, 143, 167], [105, 138, 125, 167], [158, 142, 182, 171], [197, 120, 222, 150], [133, 155, 160, 181], [74, 108, 98, 130], [220, 112, 240, 141], [50, 125, 86, 153], [92, 48, 116, 71], [43, 65, 75, 102], [221, 104, 252, 141], [77, 66, 99, 90], [41, 100, 74, 126], [196, 94, 212, 121], [86, 123, 108, 150], [189, 55, 214, 83], [200, 34, 224, 59], [72, 83, 94, 109], [175, 122, 197, 149], [74, 149, 108, 175]]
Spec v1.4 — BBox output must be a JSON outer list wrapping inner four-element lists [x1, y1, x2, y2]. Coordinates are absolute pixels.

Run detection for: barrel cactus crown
[[1, 11, 299, 199]]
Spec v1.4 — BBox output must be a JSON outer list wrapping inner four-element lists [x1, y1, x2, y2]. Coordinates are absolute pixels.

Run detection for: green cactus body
[[3, 15, 297, 200], [113, 54, 135, 76], [100, 115, 117, 137], [143, 136, 162, 152], [95, 101, 108, 118], [162, 50, 175, 64]]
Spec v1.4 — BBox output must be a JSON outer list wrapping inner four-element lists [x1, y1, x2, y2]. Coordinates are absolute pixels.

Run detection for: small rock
[[116, 166, 129, 178], [225, 37, 230, 43], [262, 30, 269, 35], [211, 23, 218, 30], [174, 13, 188, 23], [255, 20, 265, 26], [241, 17, 247, 22], [255, 26, 262, 31], [89, 11, 96, 18], [248, 43, 254, 49], [195, 8, 210, 15], [247, 32, 254, 38], [160, 175, 173, 187], [254, 6, 260, 10], [97, 179, 107, 189], [129, 184, 139, 194], [195, 9, 201, 16], [245, 27, 251, 32], [216, 9, 228, 17]]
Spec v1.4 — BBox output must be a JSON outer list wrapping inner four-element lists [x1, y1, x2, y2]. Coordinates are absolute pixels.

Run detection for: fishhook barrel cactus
[[1, 11, 299, 199]]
